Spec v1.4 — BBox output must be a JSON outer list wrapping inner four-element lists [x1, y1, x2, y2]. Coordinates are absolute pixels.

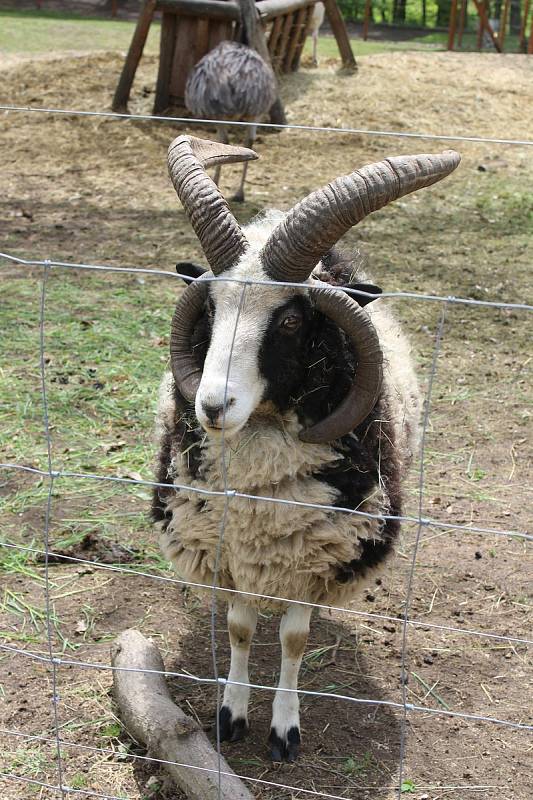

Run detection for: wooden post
[[236, 0, 287, 125], [499, 0, 511, 48], [111, 0, 118, 16], [153, 12, 177, 113], [448, 0, 459, 48], [529, 9, 533, 52], [472, 0, 502, 51], [322, 0, 357, 69], [284, 6, 308, 71], [112, 0, 158, 112], [457, 0, 467, 47], [519, 0, 530, 51], [363, 0, 372, 40]]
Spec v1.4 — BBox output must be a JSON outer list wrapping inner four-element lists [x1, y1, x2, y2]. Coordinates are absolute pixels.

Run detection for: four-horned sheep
[[152, 135, 461, 761]]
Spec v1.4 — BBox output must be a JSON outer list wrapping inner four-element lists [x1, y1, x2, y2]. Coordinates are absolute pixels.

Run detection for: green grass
[[0, 9, 161, 56]]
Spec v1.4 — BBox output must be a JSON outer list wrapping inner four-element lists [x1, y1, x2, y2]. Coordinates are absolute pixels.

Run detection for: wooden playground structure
[[112, 0, 356, 117]]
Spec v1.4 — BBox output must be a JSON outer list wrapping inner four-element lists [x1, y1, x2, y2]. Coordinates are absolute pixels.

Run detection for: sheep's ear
[[343, 283, 382, 306], [175, 261, 208, 285]]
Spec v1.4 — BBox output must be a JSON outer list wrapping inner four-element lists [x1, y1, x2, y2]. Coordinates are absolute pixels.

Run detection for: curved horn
[[168, 135, 258, 275], [261, 150, 461, 284], [299, 287, 383, 444], [170, 276, 210, 402]]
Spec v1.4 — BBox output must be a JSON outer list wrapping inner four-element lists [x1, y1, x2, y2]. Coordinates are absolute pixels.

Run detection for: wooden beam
[[322, 0, 357, 69], [457, 0, 467, 48], [112, 0, 157, 112], [291, 3, 314, 70], [158, 0, 240, 21], [284, 5, 308, 71], [519, 0, 530, 52], [153, 12, 177, 113], [363, 0, 372, 41], [498, 0, 511, 49], [472, 0, 502, 51], [236, 0, 287, 125], [447, 0, 459, 48]]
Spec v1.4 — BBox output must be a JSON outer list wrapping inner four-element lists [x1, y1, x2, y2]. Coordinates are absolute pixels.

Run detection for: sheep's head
[[168, 135, 460, 443]]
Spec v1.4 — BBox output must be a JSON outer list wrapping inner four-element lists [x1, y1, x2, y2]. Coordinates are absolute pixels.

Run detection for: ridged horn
[[261, 150, 461, 283], [299, 287, 383, 443], [170, 276, 210, 402], [168, 135, 258, 275]]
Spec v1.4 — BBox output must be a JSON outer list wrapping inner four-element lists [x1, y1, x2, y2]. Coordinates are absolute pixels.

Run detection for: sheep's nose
[[201, 398, 235, 427]]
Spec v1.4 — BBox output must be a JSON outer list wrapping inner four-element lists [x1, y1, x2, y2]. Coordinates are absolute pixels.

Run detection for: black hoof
[[231, 192, 245, 203], [218, 705, 248, 743], [268, 726, 300, 762]]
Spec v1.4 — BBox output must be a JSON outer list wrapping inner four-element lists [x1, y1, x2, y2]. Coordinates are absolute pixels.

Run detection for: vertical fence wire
[[396, 302, 448, 797], [211, 281, 249, 799], [39, 261, 67, 797]]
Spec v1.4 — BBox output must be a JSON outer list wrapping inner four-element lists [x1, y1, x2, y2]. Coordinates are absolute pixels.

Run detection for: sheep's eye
[[280, 314, 302, 333]]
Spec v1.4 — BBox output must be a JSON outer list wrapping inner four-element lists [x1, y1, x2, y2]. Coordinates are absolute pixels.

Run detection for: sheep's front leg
[[219, 599, 258, 742], [269, 603, 312, 762]]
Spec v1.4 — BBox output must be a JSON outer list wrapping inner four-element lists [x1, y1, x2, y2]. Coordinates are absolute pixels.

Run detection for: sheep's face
[[195, 253, 314, 438]]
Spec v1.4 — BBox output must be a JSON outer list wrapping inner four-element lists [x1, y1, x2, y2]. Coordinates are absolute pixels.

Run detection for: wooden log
[[322, 0, 357, 69], [154, 12, 177, 113], [363, 0, 372, 41], [158, 0, 240, 21], [283, 6, 308, 71], [111, 630, 254, 800], [112, 0, 157, 112], [169, 15, 198, 100], [256, 0, 315, 22], [447, 0, 459, 49]]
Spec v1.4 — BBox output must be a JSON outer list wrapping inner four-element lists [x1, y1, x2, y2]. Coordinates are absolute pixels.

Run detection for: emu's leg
[[232, 125, 256, 203], [312, 30, 319, 66], [219, 599, 258, 742], [213, 125, 229, 187], [269, 603, 312, 762]]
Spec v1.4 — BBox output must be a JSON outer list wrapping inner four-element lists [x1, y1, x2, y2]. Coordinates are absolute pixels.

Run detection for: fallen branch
[[111, 629, 254, 800]]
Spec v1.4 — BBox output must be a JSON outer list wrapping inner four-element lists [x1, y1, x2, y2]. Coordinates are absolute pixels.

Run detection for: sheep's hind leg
[[269, 603, 312, 762], [218, 599, 258, 742]]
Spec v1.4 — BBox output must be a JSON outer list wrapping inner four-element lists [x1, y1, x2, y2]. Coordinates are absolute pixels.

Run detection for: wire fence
[[1, 103, 532, 800]]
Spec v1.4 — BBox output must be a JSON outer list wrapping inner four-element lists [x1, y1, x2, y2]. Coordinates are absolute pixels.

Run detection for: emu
[[184, 41, 276, 202], [153, 135, 460, 761]]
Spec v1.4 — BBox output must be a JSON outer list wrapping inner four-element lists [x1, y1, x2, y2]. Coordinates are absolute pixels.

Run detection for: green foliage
[[400, 779, 417, 793]]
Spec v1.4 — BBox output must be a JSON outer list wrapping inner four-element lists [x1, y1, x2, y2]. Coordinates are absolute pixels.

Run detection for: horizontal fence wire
[[1, 539, 532, 647], [1, 641, 532, 732], [1, 103, 533, 147], [1, 104, 532, 798], [2, 251, 533, 311], [0, 728, 509, 798]]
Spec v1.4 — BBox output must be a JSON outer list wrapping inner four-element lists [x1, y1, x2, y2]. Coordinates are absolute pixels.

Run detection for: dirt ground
[[1, 47, 532, 800]]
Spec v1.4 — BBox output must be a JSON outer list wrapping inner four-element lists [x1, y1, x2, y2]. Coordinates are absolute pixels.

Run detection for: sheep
[[153, 135, 461, 761], [184, 41, 277, 202]]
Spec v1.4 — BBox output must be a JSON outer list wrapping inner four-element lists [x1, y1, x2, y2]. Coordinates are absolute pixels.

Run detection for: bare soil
[[1, 48, 532, 800]]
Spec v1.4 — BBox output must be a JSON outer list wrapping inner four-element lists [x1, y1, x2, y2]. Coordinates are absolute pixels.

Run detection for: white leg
[[269, 604, 312, 762], [219, 599, 258, 742]]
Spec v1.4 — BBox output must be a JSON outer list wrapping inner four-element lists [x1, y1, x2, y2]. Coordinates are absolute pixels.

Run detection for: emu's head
[[168, 136, 460, 443]]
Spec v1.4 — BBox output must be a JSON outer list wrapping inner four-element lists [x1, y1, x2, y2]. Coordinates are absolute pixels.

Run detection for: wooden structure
[[447, 0, 532, 52], [112, 0, 356, 115]]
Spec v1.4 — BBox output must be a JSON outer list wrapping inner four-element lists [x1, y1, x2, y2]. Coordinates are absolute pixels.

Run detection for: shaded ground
[[1, 45, 532, 800]]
